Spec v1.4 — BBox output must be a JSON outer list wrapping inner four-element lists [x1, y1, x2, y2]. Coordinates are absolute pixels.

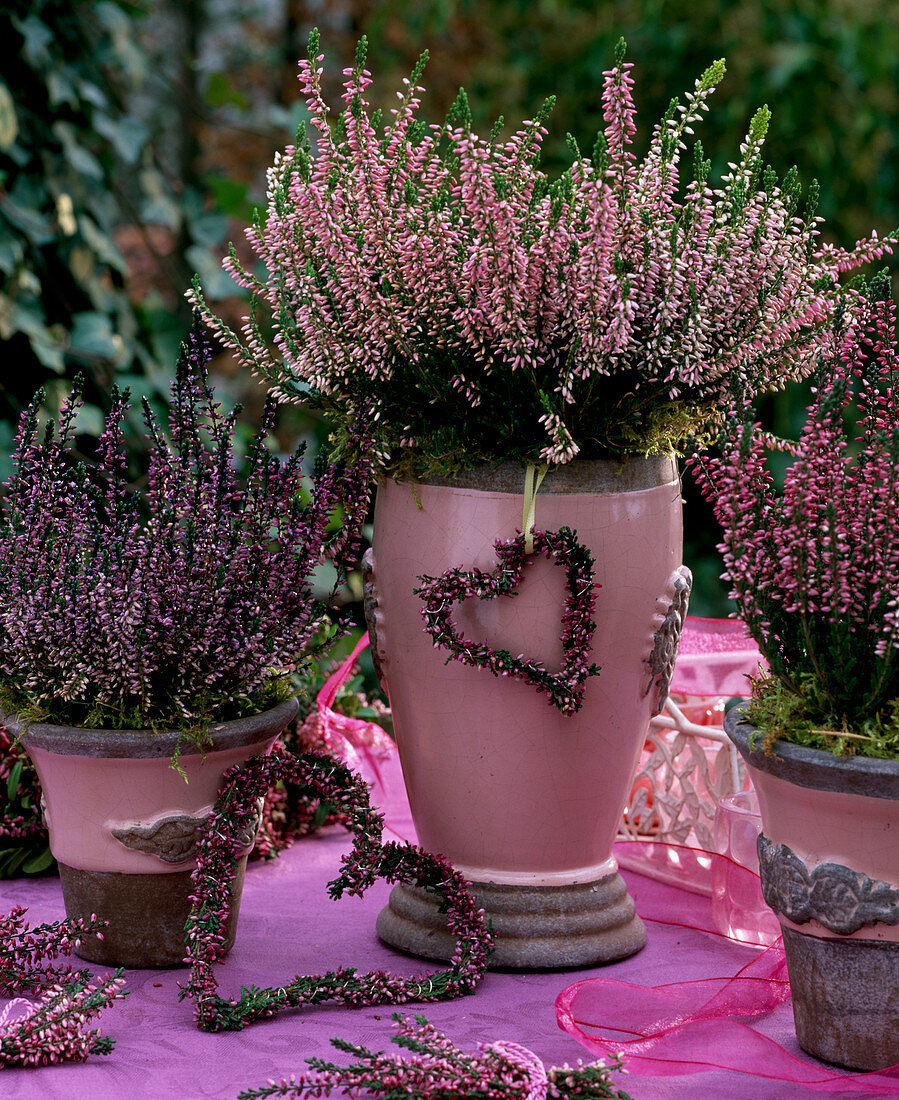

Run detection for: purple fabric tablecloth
[[0, 758, 876, 1099]]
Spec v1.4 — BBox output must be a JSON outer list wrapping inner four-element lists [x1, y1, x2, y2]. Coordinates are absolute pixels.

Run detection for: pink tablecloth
[[0, 756, 880, 1099]]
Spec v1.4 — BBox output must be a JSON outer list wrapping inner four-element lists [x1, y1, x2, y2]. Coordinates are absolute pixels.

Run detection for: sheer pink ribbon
[[316, 633, 395, 789], [556, 846, 899, 1093]]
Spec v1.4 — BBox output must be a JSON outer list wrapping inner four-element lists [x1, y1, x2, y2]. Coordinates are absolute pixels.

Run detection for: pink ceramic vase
[[8, 698, 297, 967], [726, 708, 899, 1071], [366, 457, 690, 968]]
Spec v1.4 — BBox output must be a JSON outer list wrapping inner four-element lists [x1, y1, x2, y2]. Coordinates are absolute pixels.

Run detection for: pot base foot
[[782, 927, 899, 1071], [58, 859, 247, 969], [377, 873, 646, 970]]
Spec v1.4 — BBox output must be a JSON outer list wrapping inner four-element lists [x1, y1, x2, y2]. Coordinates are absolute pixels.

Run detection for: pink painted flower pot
[[726, 708, 899, 1071], [7, 699, 297, 968], [366, 457, 690, 968]]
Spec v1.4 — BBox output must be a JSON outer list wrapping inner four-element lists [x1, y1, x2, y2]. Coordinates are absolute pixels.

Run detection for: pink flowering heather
[[237, 1013, 632, 1099], [0, 318, 375, 735], [191, 33, 893, 475], [691, 279, 899, 757], [0, 906, 126, 1067]]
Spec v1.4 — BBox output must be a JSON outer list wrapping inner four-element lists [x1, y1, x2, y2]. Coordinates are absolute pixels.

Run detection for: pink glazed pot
[[7, 698, 297, 968], [725, 708, 899, 1071], [366, 456, 690, 968]]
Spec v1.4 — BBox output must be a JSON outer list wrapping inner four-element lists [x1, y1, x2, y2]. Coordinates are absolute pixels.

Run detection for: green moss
[[745, 673, 899, 760], [0, 675, 295, 744]]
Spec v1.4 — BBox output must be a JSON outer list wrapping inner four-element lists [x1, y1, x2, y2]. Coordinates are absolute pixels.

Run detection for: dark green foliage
[[0, 1, 167, 452]]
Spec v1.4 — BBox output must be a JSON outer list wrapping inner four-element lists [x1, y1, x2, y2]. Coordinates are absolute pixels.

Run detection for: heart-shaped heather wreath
[[415, 526, 601, 716], [180, 747, 493, 1032]]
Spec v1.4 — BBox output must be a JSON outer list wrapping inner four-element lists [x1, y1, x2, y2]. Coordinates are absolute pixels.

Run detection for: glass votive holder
[[712, 788, 781, 947]]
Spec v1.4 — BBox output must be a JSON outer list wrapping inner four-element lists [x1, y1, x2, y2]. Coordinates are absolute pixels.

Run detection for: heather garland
[[192, 33, 894, 473], [415, 527, 601, 715], [238, 1013, 633, 1099], [181, 748, 492, 1031], [0, 317, 375, 736], [0, 906, 126, 1068], [691, 280, 899, 757], [252, 644, 392, 861]]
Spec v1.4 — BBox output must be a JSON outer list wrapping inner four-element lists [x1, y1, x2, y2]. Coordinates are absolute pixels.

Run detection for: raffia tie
[[489, 1040, 549, 1100], [522, 462, 550, 555]]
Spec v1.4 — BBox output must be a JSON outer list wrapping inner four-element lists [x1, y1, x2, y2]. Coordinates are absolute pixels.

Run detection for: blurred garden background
[[2, 0, 898, 616]]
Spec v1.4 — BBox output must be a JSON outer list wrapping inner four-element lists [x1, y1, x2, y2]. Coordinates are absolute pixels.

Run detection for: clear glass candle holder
[[712, 788, 781, 947]]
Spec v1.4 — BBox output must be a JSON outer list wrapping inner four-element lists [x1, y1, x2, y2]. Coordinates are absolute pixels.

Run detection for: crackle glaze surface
[[370, 462, 684, 885]]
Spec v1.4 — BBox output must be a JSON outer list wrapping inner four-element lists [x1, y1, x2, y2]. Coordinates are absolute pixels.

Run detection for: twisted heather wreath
[[415, 527, 601, 715], [180, 748, 493, 1031]]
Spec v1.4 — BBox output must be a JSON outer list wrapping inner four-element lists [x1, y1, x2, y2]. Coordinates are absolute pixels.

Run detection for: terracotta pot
[[365, 457, 690, 968], [6, 698, 298, 968], [725, 706, 899, 1071]]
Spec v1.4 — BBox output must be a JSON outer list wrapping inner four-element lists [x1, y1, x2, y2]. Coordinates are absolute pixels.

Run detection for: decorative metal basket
[[616, 618, 761, 894]]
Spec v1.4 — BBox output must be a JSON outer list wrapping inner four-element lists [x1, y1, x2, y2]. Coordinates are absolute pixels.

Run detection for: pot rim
[[2, 697, 299, 759], [392, 454, 679, 495], [724, 703, 899, 801]]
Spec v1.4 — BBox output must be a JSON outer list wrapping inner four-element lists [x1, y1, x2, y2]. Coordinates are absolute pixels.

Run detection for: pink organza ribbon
[[670, 616, 766, 698], [0, 997, 35, 1032], [316, 634, 395, 788], [556, 846, 899, 1093]]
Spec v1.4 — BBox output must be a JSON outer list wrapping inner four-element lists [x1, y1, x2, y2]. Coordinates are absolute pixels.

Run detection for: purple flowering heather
[[691, 280, 899, 756], [0, 320, 374, 734], [191, 33, 893, 474]]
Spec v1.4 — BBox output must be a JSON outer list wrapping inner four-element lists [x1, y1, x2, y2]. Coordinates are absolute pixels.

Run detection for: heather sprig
[[691, 282, 899, 757], [181, 748, 492, 1032], [0, 318, 375, 736], [0, 906, 127, 1068], [191, 33, 894, 475], [238, 1013, 633, 1099]]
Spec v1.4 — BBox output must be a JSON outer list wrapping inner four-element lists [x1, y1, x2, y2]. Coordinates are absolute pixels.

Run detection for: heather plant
[[191, 33, 893, 476], [0, 320, 374, 738], [691, 280, 899, 759]]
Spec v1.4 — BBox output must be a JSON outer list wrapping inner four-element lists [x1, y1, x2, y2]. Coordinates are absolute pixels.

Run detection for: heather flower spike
[[0, 315, 376, 738], [190, 33, 893, 476], [691, 280, 899, 757]]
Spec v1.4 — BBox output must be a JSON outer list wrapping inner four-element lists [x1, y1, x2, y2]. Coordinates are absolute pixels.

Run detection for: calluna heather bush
[[691, 280, 899, 758], [0, 321, 374, 736], [192, 33, 893, 475]]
